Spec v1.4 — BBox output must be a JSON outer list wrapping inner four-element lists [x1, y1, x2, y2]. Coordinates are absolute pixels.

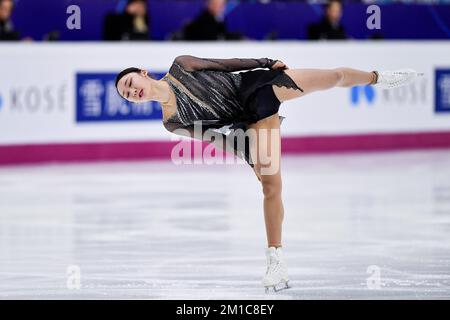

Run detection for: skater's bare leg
[[250, 68, 374, 246], [272, 68, 377, 102], [248, 113, 283, 248]]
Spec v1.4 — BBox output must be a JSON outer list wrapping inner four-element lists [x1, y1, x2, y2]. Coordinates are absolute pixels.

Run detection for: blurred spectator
[[103, 0, 150, 41], [182, 0, 244, 41], [0, 0, 20, 41], [307, 0, 347, 40]]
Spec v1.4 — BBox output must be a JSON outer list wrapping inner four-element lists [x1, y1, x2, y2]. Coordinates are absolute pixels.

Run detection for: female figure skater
[[115, 55, 419, 292]]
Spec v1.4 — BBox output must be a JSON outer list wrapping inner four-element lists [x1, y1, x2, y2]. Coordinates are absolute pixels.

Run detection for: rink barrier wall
[[1, 131, 450, 166], [1, 42, 449, 165]]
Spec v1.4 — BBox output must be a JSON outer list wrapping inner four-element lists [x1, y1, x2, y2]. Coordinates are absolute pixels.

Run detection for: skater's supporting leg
[[248, 113, 283, 248]]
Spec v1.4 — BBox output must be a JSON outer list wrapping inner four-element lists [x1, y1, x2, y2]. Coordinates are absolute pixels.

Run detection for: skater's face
[[116, 70, 151, 103]]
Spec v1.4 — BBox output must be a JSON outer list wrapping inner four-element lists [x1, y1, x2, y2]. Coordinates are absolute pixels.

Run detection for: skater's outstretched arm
[[174, 55, 286, 72]]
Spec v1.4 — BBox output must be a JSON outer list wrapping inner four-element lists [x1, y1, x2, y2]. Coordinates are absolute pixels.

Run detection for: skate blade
[[264, 280, 290, 294]]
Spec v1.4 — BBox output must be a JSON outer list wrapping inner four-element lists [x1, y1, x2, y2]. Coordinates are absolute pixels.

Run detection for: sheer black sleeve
[[174, 55, 279, 72]]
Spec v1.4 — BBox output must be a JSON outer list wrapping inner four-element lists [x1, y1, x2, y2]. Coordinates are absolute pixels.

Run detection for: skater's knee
[[260, 175, 282, 199], [332, 68, 346, 86]]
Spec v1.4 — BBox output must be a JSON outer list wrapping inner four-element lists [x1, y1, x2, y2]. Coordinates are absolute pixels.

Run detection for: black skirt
[[237, 68, 303, 125], [214, 69, 303, 168]]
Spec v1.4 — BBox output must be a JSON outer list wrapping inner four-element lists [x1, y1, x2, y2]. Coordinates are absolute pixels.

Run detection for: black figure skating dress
[[161, 55, 303, 167]]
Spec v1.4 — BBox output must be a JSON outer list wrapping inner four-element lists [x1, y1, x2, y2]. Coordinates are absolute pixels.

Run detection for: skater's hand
[[271, 60, 289, 70]]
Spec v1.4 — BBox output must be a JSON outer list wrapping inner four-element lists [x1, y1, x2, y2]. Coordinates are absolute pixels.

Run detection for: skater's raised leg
[[272, 67, 420, 103]]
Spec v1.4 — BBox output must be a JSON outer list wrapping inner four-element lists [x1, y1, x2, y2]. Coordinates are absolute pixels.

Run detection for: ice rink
[[1, 150, 450, 299]]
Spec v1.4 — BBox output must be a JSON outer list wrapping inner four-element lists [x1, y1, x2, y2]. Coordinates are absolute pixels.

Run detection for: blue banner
[[76, 72, 165, 122], [435, 69, 450, 113]]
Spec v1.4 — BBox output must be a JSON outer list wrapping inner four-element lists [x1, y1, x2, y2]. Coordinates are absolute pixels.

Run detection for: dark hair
[[115, 67, 141, 88], [115, 67, 157, 89]]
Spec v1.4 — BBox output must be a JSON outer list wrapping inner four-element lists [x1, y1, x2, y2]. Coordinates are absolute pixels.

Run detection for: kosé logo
[[350, 76, 427, 108], [381, 76, 427, 106], [9, 85, 67, 113]]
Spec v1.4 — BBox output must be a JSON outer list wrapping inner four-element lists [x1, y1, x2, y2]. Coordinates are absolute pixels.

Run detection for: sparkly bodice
[[162, 62, 245, 131], [159, 55, 301, 167]]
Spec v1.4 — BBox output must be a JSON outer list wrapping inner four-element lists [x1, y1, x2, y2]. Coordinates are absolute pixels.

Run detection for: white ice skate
[[262, 247, 290, 293], [373, 68, 423, 89]]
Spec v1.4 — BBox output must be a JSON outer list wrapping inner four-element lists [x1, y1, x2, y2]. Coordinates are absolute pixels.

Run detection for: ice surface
[[0, 150, 449, 299]]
